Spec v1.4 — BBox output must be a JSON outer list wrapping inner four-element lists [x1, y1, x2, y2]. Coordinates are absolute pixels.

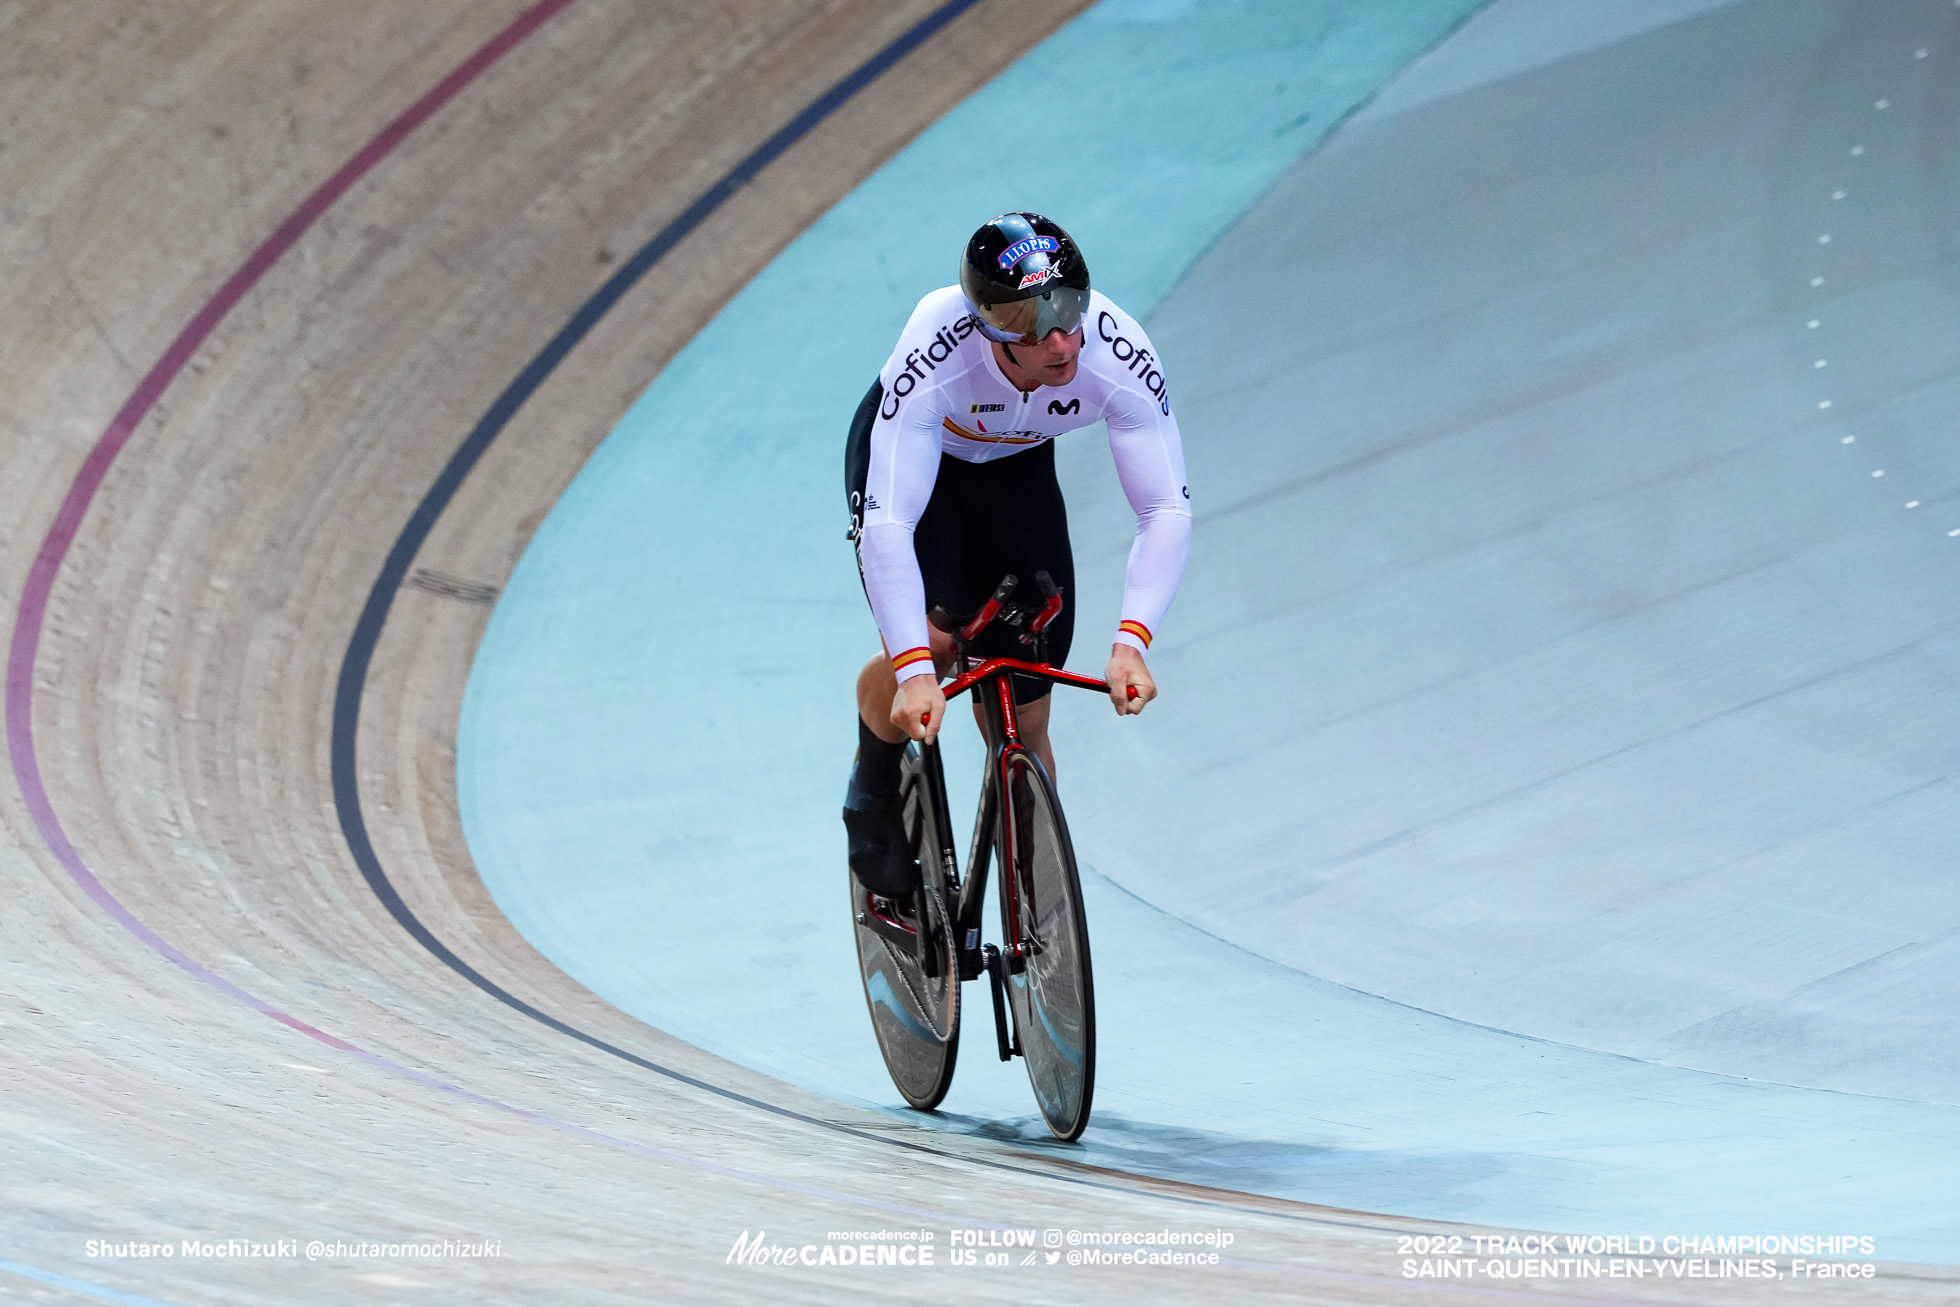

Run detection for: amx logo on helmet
[[997, 235, 1059, 269]]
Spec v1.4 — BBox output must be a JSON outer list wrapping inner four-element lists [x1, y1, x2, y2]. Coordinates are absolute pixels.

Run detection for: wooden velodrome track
[[3, 2, 1953, 1302]]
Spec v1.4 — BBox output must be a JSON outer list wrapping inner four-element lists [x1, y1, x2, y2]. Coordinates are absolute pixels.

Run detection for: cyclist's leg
[[854, 655, 905, 746], [1013, 694, 1055, 781]]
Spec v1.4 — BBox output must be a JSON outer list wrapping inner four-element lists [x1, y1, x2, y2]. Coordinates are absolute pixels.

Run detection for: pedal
[[859, 894, 929, 969]]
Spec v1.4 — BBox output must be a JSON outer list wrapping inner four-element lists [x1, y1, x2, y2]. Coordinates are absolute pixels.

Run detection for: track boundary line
[[0, 1256, 190, 1307]]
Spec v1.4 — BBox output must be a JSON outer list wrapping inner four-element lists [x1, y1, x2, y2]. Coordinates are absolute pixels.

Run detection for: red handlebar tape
[[961, 598, 1004, 643], [1029, 592, 1065, 635]]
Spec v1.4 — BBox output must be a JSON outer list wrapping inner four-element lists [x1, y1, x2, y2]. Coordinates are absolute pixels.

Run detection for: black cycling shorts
[[846, 379, 1075, 702]]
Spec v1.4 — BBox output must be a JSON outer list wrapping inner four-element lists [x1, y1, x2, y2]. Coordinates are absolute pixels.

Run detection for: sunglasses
[[967, 285, 1090, 345]]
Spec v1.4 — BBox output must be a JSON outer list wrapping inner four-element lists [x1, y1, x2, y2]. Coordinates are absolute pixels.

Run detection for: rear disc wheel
[[851, 746, 959, 1109]]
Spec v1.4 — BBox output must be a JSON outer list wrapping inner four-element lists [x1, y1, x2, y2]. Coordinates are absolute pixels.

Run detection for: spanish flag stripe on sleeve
[[1118, 619, 1153, 648], [890, 646, 934, 672]]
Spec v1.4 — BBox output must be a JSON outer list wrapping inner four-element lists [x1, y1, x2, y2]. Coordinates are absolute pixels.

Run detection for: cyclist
[[843, 212, 1190, 904]]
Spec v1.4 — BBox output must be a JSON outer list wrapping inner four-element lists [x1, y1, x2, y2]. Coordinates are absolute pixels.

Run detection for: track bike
[[851, 572, 1115, 1141]]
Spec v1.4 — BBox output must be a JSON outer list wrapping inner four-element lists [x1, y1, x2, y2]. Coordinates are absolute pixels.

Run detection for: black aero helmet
[[959, 212, 1091, 344]]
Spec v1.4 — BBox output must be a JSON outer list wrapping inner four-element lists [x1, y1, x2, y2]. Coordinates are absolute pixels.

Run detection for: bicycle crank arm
[[983, 944, 1021, 1061], [857, 900, 936, 974]]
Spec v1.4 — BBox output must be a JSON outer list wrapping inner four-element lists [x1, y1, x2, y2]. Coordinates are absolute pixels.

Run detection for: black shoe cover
[[843, 792, 920, 898]]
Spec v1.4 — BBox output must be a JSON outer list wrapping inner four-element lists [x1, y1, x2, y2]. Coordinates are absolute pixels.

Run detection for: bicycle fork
[[978, 677, 1036, 1063]]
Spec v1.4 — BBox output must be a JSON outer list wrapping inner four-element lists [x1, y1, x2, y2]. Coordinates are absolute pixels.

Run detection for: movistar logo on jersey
[[997, 235, 1059, 269]]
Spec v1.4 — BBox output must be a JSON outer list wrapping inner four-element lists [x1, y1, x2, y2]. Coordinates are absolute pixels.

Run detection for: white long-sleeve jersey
[[855, 286, 1191, 681]]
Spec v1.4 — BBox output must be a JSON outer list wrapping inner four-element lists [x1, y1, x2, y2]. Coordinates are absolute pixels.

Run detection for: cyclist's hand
[[891, 674, 947, 743], [1106, 644, 1155, 716]]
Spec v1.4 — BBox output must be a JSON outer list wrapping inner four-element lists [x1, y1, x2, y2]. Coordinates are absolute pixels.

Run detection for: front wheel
[[999, 750, 1095, 1140], [851, 745, 960, 1109]]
